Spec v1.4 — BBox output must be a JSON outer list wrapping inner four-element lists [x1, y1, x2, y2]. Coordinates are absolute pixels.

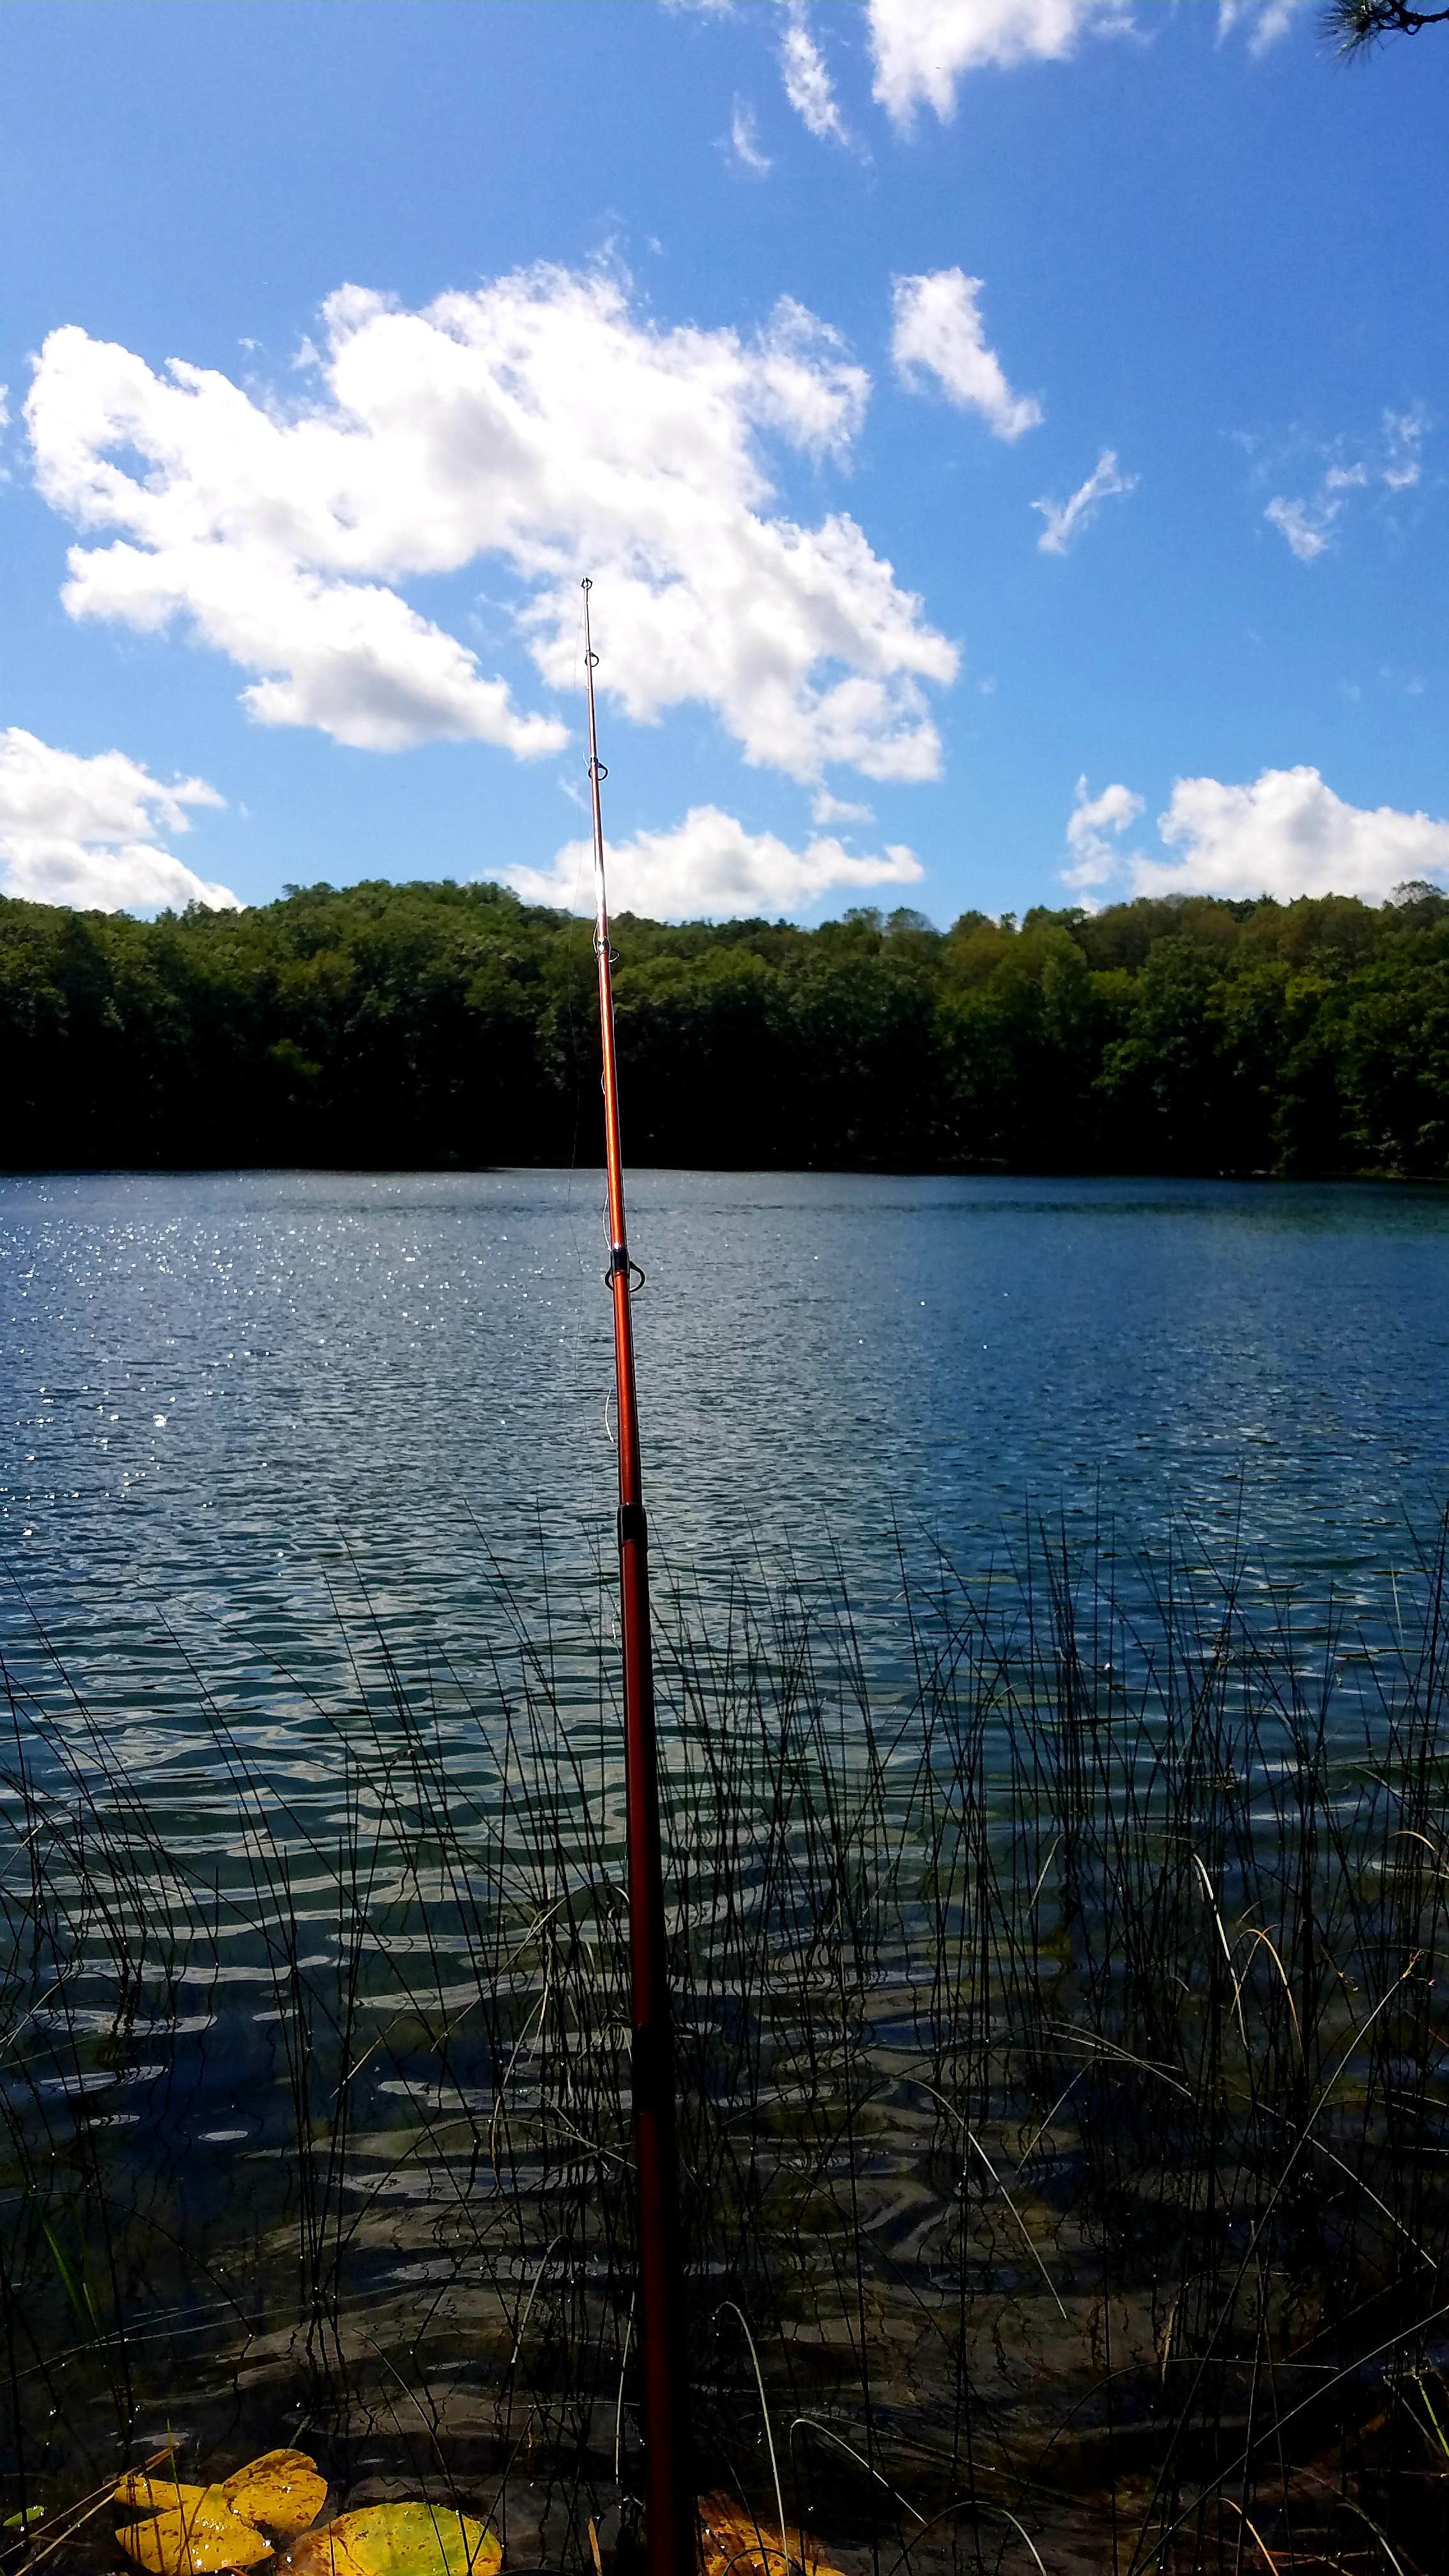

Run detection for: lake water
[[2, 1167, 1448, 1761], [4, 1167, 1449, 2506]]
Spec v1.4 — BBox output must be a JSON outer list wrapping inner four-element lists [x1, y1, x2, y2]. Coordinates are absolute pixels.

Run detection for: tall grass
[[2, 1518, 1448, 2573]]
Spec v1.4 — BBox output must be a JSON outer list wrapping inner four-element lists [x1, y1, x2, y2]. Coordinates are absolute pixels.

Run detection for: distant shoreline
[[0, 1160, 1446, 1184], [5, 875, 1449, 1177]]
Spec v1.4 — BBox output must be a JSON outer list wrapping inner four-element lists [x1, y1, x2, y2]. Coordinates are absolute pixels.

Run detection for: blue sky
[[1, 0, 1446, 926]]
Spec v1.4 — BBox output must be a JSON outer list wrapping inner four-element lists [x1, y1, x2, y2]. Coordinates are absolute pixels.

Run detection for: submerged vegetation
[[3, 1521, 1449, 2572], [6, 875, 1449, 1174]]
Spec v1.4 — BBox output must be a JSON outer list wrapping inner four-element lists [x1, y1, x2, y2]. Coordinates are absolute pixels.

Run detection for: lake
[[2, 1167, 1447, 1758], [4, 1167, 1449, 2537]]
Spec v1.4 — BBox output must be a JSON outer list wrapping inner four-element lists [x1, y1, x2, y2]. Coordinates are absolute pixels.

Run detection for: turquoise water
[[2, 1168, 1448, 1743]]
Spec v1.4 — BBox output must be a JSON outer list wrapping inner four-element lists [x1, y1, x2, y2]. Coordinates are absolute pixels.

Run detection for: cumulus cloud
[[27, 267, 954, 783], [0, 728, 239, 913], [861, 0, 1299, 126], [1062, 764, 1449, 907], [1032, 447, 1137, 553], [1140, 769, 1449, 905], [1062, 775, 1144, 890], [866, 0, 1130, 128], [1262, 406, 1429, 560], [891, 270, 1041, 441], [779, 2, 850, 142], [811, 786, 875, 825], [504, 802, 923, 919]]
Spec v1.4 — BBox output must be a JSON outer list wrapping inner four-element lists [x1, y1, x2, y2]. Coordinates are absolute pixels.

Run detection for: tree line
[[4, 873, 1449, 1176]]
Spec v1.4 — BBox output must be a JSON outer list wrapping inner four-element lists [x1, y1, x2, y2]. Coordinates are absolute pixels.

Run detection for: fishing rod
[[581, 576, 694, 2576]]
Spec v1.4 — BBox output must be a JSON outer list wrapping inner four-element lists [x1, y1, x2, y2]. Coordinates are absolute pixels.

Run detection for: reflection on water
[[3, 1168, 1449, 2556], [0, 1164, 1445, 1968], [1, 1164, 1446, 1922], [2, 1165, 1447, 1654]]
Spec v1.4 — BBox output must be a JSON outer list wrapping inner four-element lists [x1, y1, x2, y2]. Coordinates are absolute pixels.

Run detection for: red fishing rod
[[581, 577, 694, 2576]]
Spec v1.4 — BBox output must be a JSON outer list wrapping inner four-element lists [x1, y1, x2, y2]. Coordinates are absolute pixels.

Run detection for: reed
[[1, 1516, 1447, 2574]]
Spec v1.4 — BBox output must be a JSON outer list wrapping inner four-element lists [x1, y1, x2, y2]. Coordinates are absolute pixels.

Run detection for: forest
[[3, 872, 1449, 1175]]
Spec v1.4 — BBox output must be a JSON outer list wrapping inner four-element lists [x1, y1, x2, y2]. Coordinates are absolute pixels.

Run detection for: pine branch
[[1324, 0, 1449, 54]]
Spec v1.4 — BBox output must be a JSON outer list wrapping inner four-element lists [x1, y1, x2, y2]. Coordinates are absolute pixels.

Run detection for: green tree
[[2, 874, 1449, 1179]]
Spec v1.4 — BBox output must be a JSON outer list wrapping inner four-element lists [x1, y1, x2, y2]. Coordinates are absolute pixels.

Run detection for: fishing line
[[554, 599, 617, 1775], [559, 596, 608, 1457]]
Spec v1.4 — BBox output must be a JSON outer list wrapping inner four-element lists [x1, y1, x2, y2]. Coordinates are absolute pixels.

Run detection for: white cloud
[[28, 268, 954, 783], [0, 728, 239, 913], [729, 98, 772, 172], [1062, 774, 1144, 890], [862, 0, 1303, 127], [1057, 766, 1448, 909], [867, 0, 1130, 128], [682, 0, 1301, 138], [1032, 447, 1137, 553], [811, 786, 875, 825], [1263, 494, 1333, 562], [891, 270, 1041, 441], [1262, 406, 1429, 560], [1139, 769, 1449, 905], [1216, 0, 1303, 52], [1382, 406, 1428, 488], [779, 2, 850, 142], [504, 802, 923, 919], [1264, 463, 1367, 563]]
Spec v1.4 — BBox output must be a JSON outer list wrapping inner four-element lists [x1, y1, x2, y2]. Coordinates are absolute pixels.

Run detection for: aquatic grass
[[0, 1520, 1448, 2572]]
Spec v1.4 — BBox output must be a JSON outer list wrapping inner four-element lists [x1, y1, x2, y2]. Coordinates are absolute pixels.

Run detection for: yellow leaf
[[280, 2504, 499, 2576], [221, 2455, 328, 2541], [114, 2481, 208, 2520], [116, 2494, 274, 2573]]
